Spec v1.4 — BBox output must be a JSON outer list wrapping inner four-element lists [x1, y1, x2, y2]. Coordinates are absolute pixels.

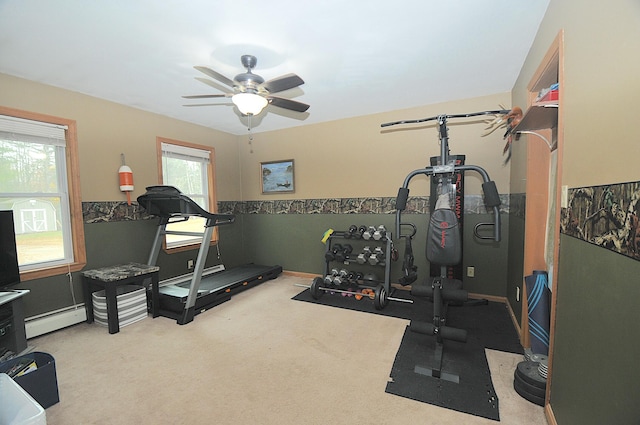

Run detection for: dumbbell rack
[[309, 227, 394, 310]]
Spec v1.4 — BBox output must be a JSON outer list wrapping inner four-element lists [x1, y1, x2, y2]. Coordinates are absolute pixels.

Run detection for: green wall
[[19, 208, 511, 317], [238, 211, 509, 297], [19, 218, 248, 317], [551, 236, 640, 424], [505, 201, 525, 325], [20, 220, 155, 317]]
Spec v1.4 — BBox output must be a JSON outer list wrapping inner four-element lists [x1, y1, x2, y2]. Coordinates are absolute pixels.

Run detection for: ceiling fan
[[183, 54, 309, 116]]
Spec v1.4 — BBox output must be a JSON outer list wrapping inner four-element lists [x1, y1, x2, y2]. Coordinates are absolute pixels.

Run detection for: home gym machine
[[137, 185, 282, 325], [383, 110, 504, 382]]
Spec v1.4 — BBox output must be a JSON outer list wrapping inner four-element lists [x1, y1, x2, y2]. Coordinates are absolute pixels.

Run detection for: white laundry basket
[[0, 373, 46, 425]]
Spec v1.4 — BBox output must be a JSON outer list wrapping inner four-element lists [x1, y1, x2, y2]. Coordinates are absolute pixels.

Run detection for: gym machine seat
[[138, 186, 282, 325]]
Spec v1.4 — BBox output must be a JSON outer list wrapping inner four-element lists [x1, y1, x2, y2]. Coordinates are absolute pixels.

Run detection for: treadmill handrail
[[137, 185, 235, 227]]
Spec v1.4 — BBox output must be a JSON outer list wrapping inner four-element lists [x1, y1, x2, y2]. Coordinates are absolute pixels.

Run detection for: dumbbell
[[335, 244, 353, 262], [348, 271, 364, 282], [362, 226, 376, 240], [325, 243, 343, 262], [373, 225, 387, 241], [344, 225, 358, 239], [368, 246, 386, 265], [362, 273, 379, 284], [357, 225, 367, 239], [324, 268, 340, 285], [357, 246, 373, 264], [332, 269, 350, 286]]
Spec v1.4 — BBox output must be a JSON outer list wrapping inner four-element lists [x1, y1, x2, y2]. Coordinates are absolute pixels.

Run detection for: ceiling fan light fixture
[[232, 92, 268, 115]]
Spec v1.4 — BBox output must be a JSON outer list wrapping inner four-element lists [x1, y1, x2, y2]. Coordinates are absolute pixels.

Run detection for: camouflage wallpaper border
[[82, 201, 149, 223], [82, 194, 510, 223], [81, 183, 640, 262], [561, 181, 640, 261], [509, 193, 526, 219]]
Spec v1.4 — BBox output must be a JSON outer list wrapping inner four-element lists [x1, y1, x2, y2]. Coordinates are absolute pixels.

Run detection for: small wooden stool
[[82, 263, 159, 334]]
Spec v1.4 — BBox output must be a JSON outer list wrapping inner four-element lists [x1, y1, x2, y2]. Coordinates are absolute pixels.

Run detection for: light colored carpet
[[30, 274, 547, 424]]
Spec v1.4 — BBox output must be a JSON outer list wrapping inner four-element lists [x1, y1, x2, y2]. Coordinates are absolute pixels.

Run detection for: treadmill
[[137, 186, 282, 325]]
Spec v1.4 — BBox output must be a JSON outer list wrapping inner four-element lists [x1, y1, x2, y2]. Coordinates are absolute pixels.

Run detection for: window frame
[[0, 106, 86, 281], [156, 136, 219, 253]]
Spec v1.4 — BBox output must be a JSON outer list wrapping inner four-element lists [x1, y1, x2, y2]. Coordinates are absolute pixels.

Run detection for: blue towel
[[525, 270, 551, 355]]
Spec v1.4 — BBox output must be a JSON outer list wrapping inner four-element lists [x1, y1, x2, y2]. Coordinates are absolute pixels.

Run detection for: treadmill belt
[[176, 264, 275, 292], [156, 264, 282, 320]]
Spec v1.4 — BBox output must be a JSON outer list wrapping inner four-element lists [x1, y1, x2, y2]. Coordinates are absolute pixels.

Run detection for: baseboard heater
[[25, 305, 87, 339]]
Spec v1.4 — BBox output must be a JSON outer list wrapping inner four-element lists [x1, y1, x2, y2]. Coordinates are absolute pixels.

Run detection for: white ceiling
[[0, 0, 550, 135]]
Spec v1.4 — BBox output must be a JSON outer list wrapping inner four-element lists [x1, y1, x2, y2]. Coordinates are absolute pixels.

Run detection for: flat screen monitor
[[0, 210, 21, 290]]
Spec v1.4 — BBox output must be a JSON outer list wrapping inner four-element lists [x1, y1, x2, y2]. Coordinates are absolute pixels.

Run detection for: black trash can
[[0, 351, 59, 408]]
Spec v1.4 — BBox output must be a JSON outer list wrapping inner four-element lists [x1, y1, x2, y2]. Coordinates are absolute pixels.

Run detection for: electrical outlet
[[516, 286, 520, 302], [187, 259, 194, 270], [466, 266, 475, 278]]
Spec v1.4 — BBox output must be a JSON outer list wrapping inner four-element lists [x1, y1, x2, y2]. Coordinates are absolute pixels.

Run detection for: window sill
[[163, 239, 219, 255], [20, 261, 87, 282]]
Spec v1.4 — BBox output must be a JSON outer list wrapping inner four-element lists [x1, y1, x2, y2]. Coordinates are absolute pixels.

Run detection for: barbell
[[296, 279, 413, 310]]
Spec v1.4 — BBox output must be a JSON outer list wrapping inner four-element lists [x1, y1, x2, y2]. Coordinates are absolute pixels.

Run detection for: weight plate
[[538, 362, 548, 378], [374, 284, 389, 310], [310, 277, 324, 300], [529, 353, 548, 364], [360, 288, 375, 299], [513, 378, 545, 406], [514, 371, 546, 398], [515, 361, 547, 389]]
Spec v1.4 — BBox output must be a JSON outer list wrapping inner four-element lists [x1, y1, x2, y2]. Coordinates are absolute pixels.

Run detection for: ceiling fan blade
[[183, 103, 232, 107], [194, 66, 235, 88], [194, 77, 234, 94], [182, 94, 228, 99], [262, 73, 304, 94], [267, 96, 310, 113]]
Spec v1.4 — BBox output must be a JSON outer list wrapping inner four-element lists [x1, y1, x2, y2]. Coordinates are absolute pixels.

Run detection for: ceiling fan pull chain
[[248, 114, 254, 153]]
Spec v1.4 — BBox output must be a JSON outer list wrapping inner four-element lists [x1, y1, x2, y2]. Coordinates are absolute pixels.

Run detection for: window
[[0, 107, 86, 280], [157, 137, 218, 250]]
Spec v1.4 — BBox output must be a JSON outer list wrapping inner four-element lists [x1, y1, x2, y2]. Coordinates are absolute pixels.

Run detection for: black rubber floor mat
[[443, 300, 524, 355], [386, 326, 501, 421], [292, 287, 414, 319], [294, 288, 524, 420], [293, 289, 523, 355]]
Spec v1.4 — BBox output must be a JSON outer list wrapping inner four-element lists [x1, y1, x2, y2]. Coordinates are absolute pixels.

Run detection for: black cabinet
[[0, 290, 29, 358]]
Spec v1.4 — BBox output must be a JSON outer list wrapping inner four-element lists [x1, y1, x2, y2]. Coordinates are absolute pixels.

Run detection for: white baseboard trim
[[25, 304, 87, 339]]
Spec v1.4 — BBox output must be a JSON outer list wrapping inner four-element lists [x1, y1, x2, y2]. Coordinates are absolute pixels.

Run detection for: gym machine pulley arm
[[383, 111, 504, 243]]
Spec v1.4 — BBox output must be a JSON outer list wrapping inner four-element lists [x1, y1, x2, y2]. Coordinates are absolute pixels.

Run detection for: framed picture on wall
[[261, 159, 295, 194]]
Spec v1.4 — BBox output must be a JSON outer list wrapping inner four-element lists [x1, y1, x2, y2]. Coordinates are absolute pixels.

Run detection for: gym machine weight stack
[[307, 226, 407, 310]]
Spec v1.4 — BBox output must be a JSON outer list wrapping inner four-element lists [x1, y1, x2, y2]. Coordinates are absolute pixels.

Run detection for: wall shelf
[[515, 102, 558, 132]]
